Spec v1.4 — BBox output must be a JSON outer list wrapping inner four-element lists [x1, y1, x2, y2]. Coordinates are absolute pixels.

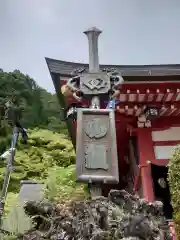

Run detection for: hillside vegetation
[[3, 129, 87, 217], [1, 129, 75, 192], [0, 70, 67, 154], [0, 70, 87, 218]]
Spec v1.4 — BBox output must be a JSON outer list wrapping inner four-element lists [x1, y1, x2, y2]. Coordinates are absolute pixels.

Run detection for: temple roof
[[46, 57, 180, 77]]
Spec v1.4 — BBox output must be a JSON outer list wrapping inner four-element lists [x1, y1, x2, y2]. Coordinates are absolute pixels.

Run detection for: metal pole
[[0, 126, 20, 221]]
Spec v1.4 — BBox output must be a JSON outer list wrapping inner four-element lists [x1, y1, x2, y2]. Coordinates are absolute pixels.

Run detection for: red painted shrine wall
[[102, 114, 137, 195], [59, 76, 179, 238], [134, 117, 180, 202], [60, 77, 180, 201]]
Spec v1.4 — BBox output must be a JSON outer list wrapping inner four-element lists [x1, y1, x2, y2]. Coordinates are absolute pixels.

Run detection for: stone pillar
[[83, 27, 102, 73]]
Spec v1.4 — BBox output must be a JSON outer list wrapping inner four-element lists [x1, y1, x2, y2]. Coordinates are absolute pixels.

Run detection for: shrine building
[[46, 57, 180, 221]]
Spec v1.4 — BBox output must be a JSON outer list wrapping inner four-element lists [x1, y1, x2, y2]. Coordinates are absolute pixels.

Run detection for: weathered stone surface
[[21, 190, 172, 240], [76, 109, 119, 184], [85, 143, 108, 170], [18, 180, 45, 203], [84, 118, 108, 139]]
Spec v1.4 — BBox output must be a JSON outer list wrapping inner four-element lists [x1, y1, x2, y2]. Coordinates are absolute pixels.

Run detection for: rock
[[25, 200, 55, 215], [20, 190, 172, 240]]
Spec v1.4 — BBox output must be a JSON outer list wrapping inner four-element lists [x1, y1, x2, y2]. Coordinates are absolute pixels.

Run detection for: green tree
[[0, 70, 68, 154]]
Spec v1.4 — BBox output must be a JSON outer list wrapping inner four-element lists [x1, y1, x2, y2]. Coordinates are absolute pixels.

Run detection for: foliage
[[39, 89, 67, 134], [4, 193, 18, 216], [0, 129, 75, 193], [168, 145, 180, 238], [45, 165, 88, 202], [0, 233, 17, 240], [2, 201, 33, 235], [0, 128, 83, 238], [0, 70, 67, 154], [0, 70, 87, 238]]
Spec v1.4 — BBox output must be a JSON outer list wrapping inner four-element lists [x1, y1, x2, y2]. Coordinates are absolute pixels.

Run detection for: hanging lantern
[[144, 106, 159, 120]]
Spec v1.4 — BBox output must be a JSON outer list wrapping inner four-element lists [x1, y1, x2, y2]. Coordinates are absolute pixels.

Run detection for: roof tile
[[45, 58, 180, 77]]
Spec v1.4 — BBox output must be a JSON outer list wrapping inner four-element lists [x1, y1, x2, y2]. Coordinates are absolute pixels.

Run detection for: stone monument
[[66, 27, 124, 197]]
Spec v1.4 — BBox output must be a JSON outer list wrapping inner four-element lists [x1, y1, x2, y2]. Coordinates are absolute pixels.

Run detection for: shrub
[[0, 129, 75, 193], [168, 145, 180, 238], [45, 165, 89, 202], [4, 193, 18, 216], [2, 201, 33, 235], [0, 128, 89, 237]]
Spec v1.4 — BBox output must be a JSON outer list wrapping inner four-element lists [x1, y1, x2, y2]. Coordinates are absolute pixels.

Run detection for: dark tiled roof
[[45, 58, 180, 77]]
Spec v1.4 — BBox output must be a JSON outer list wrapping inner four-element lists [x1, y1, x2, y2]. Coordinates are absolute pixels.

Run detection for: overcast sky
[[0, 0, 180, 92]]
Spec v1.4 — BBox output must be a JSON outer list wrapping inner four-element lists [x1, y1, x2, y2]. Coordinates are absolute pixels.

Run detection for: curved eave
[[45, 57, 180, 77], [45, 57, 180, 148]]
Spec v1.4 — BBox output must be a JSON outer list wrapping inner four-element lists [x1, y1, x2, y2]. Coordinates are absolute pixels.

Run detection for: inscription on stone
[[85, 143, 108, 170], [85, 118, 107, 139], [76, 109, 119, 183]]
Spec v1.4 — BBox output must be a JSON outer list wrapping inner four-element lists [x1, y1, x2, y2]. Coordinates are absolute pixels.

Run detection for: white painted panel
[[152, 127, 180, 141], [119, 94, 126, 102], [129, 94, 136, 102], [165, 93, 173, 102], [138, 94, 145, 102], [148, 94, 154, 102], [156, 94, 164, 102], [154, 146, 176, 159]]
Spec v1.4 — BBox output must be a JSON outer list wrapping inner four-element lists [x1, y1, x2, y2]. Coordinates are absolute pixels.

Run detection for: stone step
[[18, 180, 45, 203]]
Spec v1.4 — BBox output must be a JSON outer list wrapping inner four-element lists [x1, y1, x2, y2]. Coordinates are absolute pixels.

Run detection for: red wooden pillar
[[137, 128, 155, 202]]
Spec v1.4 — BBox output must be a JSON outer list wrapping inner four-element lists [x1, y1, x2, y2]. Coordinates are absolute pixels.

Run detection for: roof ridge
[[45, 57, 180, 68], [45, 57, 180, 77]]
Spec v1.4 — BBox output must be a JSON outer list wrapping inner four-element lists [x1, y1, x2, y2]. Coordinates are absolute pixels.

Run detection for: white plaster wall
[[152, 127, 180, 141], [154, 146, 176, 159]]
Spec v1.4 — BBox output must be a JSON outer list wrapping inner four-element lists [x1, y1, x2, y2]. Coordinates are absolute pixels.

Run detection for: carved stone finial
[[84, 27, 102, 73]]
